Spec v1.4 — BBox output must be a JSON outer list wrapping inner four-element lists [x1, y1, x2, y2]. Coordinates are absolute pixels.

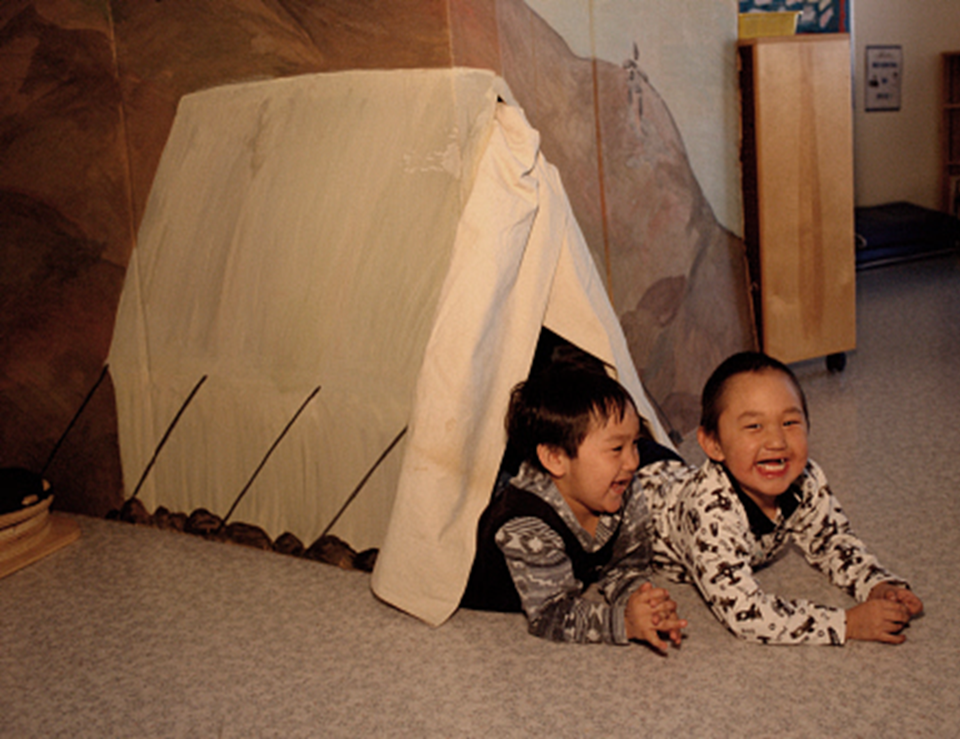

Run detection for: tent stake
[[321, 425, 407, 538], [130, 375, 208, 499], [41, 364, 110, 477], [219, 385, 321, 528]]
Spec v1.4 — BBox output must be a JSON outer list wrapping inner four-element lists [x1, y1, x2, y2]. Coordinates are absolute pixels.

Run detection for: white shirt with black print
[[638, 455, 908, 645], [495, 462, 654, 644]]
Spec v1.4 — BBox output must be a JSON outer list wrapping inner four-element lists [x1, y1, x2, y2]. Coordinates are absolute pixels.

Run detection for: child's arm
[[600, 480, 686, 651], [791, 461, 911, 601], [671, 465, 847, 645], [495, 516, 645, 645], [789, 462, 923, 642]]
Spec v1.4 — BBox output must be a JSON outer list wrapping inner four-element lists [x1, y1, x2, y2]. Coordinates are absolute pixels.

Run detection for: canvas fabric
[[109, 68, 505, 550], [371, 101, 670, 626]]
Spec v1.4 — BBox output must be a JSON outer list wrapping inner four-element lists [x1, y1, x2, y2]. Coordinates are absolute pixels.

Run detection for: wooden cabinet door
[[740, 35, 856, 364]]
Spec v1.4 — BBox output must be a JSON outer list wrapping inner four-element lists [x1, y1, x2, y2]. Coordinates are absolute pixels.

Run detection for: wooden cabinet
[[738, 34, 856, 368], [942, 52, 960, 215]]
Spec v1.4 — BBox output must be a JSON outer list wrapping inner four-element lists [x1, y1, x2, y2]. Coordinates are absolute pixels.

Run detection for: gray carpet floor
[[2, 253, 958, 738]]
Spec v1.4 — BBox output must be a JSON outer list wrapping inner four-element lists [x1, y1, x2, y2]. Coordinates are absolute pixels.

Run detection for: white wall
[[853, 0, 960, 209]]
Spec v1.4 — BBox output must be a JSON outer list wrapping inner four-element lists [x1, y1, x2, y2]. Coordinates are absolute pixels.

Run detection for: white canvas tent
[[108, 67, 671, 627]]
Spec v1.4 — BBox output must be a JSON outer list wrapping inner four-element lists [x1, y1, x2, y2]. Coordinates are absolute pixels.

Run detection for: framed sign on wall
[[865, 45, 903, 112]]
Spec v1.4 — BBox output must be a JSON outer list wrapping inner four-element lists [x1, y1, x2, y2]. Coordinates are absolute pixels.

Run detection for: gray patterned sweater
[[638, 455, 908, 645], [493, 462, 654, 644]]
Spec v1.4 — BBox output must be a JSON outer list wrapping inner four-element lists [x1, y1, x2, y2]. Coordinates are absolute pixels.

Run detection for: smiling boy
[[638, 351, 923, 645], [460, 361, 686, 651]]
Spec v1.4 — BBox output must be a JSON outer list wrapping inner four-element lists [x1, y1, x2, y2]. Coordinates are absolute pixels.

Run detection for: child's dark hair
[[506, 361, 642, 473], [700, 351, 809, 436]]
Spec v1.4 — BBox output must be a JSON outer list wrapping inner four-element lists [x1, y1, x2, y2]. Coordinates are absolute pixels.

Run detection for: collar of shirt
[[715, 462, 802, 537], [511, 461, 622, 551]]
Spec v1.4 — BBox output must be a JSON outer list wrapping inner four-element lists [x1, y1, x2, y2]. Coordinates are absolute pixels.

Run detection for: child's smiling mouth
[[756, 458, 788, 474]]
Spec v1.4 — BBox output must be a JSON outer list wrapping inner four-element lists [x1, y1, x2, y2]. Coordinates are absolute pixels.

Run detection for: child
[[460, 361, 687, 652], [638, 351, 924, 645]]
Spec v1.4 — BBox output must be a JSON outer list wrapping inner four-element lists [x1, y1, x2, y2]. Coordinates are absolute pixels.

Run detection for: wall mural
[[497, 0, 752, 442], [527, 0, 742, 236], [0, 0, 752, 546]]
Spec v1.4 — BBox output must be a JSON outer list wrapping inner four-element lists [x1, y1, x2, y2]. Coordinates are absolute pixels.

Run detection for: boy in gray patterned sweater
[[461, 361, 687, 651], [638, 351, 924, 645]]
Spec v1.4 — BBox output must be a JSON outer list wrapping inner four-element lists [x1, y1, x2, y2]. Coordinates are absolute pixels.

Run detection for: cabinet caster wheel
[[826, 352, 846, 373]]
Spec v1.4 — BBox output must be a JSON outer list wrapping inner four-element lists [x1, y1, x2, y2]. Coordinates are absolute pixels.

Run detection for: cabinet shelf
[[942, 52, 960, 213]]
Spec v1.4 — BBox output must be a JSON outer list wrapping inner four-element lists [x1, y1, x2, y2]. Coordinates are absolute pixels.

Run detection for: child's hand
[[625, 581, 687, 653], [868, 581, 924, 618], [845, 598, 912, 644]]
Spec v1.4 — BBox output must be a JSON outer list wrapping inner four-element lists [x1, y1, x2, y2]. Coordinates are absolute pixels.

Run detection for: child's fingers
[[898, 590, 924, 616], [875, 627, 908, 645], [879, 586, 924, 617], [653, 597, 679, 618], [656, 613, 687, 634], [888, 601, 911, 625], [627, 584, 685, 653], [641, 627, 668, 654], [667, 626, 685, 646], [875, 602, 911, 640], [847, 599, 913, 643], [663, 618, 686, 647], [636, 586, 670, 605], [649, 606, 681, 626]]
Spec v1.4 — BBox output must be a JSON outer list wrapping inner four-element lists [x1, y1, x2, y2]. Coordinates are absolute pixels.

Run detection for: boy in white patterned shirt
[[638, 351, 923, 645]]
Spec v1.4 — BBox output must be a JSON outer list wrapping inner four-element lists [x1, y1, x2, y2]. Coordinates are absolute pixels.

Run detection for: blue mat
[[856, 201, 960, 269]]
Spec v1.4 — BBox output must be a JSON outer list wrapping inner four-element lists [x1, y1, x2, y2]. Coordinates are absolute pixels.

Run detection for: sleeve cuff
[[832, 607, 848, 645], [611, 580, 648, 645], [611, 600, 630, 645]]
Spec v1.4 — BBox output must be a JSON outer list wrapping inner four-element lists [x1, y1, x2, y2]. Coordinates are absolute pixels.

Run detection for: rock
[[152, 505, 172, 529], [222, 521, 272, 550], [166, 511, 188, 532], [117, 497, 152, 525], [304, 534, 356, 569], [185, 507, 222, 536], [273, 531, 305, 557]]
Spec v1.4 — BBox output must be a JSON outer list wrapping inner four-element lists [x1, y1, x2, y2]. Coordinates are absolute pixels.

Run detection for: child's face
[[698, 368, 809, 505], [544, 403, 641, 530]]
